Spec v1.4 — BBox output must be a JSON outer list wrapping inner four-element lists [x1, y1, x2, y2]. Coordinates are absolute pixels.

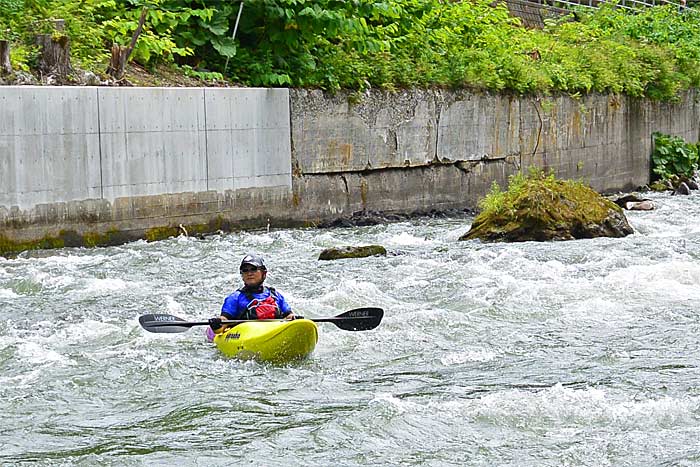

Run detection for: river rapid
[[1, 192, 700, 466]]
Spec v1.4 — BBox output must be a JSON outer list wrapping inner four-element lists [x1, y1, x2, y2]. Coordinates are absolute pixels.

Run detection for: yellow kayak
[[213, 319, 318, 363]]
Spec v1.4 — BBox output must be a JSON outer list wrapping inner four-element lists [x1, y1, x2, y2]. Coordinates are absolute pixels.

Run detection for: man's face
[[240, 265, 264, 287]]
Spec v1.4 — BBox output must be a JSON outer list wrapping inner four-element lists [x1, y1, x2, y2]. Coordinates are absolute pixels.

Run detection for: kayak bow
[[213, 319, 318, 363]]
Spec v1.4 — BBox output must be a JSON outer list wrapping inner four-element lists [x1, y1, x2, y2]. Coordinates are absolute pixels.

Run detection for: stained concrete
[[1, 86, 698, 254]]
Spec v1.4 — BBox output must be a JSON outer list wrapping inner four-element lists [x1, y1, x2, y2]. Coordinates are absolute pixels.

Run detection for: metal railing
[[503, 0, 696, 28], [537, 0, 687, 11]]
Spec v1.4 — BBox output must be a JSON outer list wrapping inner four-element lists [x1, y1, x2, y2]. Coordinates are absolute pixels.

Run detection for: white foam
[[0, 288, 19, 298], [369, 393, 418, 415], [315, 279, 396, 309], [40, 319, 120, 346], [83, 277, 130, 293], [41, 253, 110, 268], [385, 232, 433, 246], [240, 231, 276, 245], [394, 278, 429, 289], [16, 340, 73, 365], [603, 261, 700, 300], [441, 348, 497, 365], [0, 368, 44, 390], [311, 232, 337, 246], [165, 296, 187, 316], [456, 383, 698, 430], [444, 225, 471, 242]]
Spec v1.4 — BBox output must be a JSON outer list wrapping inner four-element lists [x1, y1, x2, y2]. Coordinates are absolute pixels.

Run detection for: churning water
[[1, 192, 700, 466]]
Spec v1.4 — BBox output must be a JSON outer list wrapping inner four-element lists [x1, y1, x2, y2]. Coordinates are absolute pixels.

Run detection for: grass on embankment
[[1, 1, 700, 100]]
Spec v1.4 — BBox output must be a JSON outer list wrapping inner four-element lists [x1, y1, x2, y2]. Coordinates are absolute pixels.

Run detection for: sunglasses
[[240, 266, 259, 273]]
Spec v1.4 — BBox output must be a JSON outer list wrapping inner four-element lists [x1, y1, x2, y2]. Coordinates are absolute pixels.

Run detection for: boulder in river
[[674, 182, 691, 196], [318, 245, 387, 261], [609, 193, 655, 211], [625, 200, 655, 211], [459, 171, 634, 242]]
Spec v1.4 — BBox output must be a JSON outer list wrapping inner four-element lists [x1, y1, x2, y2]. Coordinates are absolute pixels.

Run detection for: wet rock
[[318, 245, 387, 261], [674, 182, 691, 196], [649, 180, 672, 192], [610, 193, 647, 207], [318, 210, 401, 228], [625, 200, 655, 211], [460, 174, 634, 242], [610, 193, 655, 211]]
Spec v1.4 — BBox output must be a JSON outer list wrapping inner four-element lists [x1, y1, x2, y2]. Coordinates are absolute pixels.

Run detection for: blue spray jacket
[[221, 286, 292, 320]]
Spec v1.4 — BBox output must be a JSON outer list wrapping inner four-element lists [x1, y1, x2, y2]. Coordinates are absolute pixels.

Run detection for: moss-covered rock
[[649, 180, 671, 192], [318, 245, 387, 261], [459, 171, 633, 242]]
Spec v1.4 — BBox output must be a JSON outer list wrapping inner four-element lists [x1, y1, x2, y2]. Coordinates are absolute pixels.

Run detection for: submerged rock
[[625, 200, 655, 211], [609, 193, 655, 211], [318, 245, 387, 261], [460, 172, 634, 242]]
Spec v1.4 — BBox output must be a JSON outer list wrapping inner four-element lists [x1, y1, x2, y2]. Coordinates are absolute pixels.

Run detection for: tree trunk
[[35, 20, 71, 78], [106, 44, 129, 81], [0, 40, 11, 75], [106, 7, 148, 81]]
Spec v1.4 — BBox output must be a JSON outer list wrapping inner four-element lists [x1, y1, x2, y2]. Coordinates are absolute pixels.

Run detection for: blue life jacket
[[239, 286, 282, 320], [221, 285, 292, 320]]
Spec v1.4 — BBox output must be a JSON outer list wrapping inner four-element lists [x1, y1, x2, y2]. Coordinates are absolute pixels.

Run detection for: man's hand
[[208, 317, 223, 332]]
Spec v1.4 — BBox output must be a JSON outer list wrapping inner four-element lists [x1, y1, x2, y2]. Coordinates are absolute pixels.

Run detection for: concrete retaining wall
[[0, 86, 698, 253], [0, 86, 291, 210]]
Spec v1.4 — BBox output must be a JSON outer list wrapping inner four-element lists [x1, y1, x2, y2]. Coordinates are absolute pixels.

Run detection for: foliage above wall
[[1, 0, 700, 99]]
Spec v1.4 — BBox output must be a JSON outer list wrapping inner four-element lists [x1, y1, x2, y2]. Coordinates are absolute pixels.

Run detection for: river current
[[1, 192, 700, 466]]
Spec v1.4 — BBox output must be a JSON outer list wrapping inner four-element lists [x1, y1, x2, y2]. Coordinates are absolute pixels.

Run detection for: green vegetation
[[477, 169, 611, 222], [1, 1, 700, 99], [651, 132, 700, 181]]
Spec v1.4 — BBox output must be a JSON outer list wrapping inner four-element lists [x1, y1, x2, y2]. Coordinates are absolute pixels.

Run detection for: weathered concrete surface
[[205, 88, 292, 191], [1, 86, 699, 254], [0, 86, 102, 208], [0, 187, 297, 248], [437, 90, 520, 163], [292, 89, 699, 197], [291, 89, 438, 172], [0, 86, 291, 211], [292, 159, 519, 222], [98, 87, 208, 200]]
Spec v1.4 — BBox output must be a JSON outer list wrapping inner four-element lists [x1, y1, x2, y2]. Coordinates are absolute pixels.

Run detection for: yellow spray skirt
[[213, 319, 318, 363]]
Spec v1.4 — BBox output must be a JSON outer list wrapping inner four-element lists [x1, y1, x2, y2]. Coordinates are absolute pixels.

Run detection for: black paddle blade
[[139, 313, 195, 333], [325, 307, 384, 331]]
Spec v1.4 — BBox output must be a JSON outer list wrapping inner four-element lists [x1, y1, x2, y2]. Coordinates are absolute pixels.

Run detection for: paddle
[[139, 307, 383, 333]]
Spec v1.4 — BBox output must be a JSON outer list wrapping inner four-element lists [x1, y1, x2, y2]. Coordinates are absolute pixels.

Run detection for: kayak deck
[[213, 319, 318, 363]]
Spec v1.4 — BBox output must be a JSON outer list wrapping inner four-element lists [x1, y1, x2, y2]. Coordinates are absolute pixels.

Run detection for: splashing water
[[1, 192, 700, 465]]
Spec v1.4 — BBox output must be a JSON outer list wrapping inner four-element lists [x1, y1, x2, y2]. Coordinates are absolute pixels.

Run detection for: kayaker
[[208, 254, 296, 334]]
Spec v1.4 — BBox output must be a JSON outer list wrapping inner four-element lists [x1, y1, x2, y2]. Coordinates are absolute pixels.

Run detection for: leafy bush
[[651, 132, 700, 180], [2, 0, 700, 99]]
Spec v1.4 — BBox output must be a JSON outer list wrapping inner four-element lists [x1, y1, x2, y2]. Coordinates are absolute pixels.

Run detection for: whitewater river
[[1, 192, 700, 466]]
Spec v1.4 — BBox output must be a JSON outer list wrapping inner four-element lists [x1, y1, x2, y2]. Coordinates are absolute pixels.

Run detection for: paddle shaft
[[139, 307, 383, 333]]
